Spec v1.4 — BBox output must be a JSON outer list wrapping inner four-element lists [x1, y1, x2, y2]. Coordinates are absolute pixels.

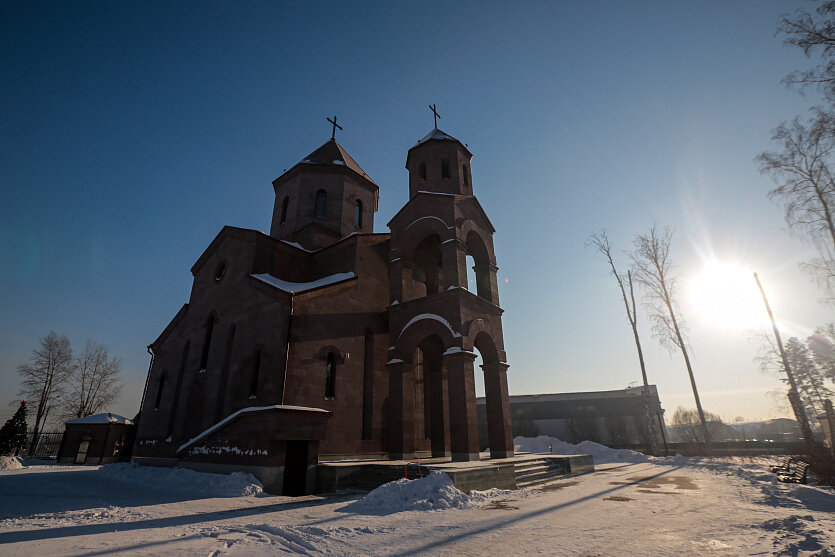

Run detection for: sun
[[688, 261, 767, 330]]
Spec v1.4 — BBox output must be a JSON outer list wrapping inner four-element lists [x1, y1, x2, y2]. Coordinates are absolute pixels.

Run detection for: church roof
[[408, 128, 472, 158], [296, 139, 377, 185], [416, 128, 458, 143]]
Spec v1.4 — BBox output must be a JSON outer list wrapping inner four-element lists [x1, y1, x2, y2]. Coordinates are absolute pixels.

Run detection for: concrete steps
[[514, 457, 569, 488]]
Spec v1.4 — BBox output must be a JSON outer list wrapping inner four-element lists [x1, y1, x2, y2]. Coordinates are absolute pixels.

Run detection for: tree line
[[15, 331, 122, 453]]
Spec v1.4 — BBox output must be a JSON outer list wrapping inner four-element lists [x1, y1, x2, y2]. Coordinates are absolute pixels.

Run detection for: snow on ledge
[[178, 405, 329, 453], [251, 272, 355, 294], [66, 413, 133, 425], [280, 240, 315, 252], [396, 313, 462, 345], [442, 347, 475, 356]]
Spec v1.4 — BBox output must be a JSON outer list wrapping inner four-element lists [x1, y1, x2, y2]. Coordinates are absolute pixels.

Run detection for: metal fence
[[21, 431, 64, 460]]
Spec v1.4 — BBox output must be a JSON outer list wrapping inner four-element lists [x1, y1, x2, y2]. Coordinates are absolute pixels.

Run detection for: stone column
[[482, 362, 514, 459], [427, 367, 450, 457], [440, 238, 468, 291], [388, 257, 404, 305], [385, 359, 415, 460], [444, 351, 480, 461]]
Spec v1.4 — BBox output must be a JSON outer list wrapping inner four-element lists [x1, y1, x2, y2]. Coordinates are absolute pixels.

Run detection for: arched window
[[361, 329, 374, 439], [462, 164, 469, 185], [199, 314, 215, 371], [154, 371, 166, 411], [315, 190, 327, 218], [249, 348, 261, 398], [419, 161, 426, 181], [280, 196, 289, 223], [441, 158, 450, 179], [354, 200, 363, 228], [325, 353, 336, 399]]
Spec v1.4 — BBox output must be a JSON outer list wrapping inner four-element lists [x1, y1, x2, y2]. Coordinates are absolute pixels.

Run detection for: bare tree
[[669, 407, 725, 444], [63, 340, 123, 420], [630, 226, 712, 450], [588, 230, 663, 454], [17, 332, 74, 453], [758, 109, 835, 301], [779, 1, 835, 100]]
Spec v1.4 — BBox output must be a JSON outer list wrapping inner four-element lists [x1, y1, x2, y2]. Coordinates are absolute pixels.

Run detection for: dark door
[[283, 441, 308, 496]]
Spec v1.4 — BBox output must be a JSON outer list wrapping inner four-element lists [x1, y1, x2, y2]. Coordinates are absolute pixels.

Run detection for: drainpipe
[[137, 345, 155, 427], [281, 297, 293, 405]]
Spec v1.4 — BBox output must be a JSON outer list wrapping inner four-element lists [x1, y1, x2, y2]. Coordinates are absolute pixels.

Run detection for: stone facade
[[132, 128, 514, 493]]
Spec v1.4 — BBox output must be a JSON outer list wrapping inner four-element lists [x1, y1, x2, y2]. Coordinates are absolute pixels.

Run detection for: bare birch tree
[[588, 229, 663, 454], [630, 226, 712, 450], [779, 1, 835, 100], [758, 109, 835, 301], [17, 331, 74, 453], [62, 340, 123, 420]]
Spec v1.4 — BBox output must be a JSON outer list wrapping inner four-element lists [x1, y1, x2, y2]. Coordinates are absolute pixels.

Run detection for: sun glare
[[688, 261, 767, 330]]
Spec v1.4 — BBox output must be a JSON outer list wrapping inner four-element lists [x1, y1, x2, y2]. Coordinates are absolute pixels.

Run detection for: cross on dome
[[327, 115, 343, 140], [428, 104, 441, 128]]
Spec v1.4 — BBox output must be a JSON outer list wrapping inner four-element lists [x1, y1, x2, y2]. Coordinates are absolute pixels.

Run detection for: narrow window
[[354, 200, 363, 228], [154, 371, 166, 410], [325, 353, 336, 399], [280, 196, 289, 223], [441, 158, 450, 179], [462, 164, 469, 185], [199, 314, 215, 371], [361, 329, 374, 440], [249, 348, 261, 398], [215, 325, 236, 422], [419, 161, 427, 181], [315, 190, 327, 218]]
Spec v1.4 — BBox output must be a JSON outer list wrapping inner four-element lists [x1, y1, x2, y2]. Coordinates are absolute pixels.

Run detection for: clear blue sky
[[1, 1, 832, 425]]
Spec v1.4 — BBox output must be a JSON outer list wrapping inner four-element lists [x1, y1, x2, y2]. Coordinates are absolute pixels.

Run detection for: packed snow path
[[0, 457, 833, 556]]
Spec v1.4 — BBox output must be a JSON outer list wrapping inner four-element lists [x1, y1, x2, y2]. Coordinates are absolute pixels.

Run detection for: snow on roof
[[251, 272, 355, 294], [280, 240, 315, 252], [415, 128, 458, 145], [178, 405, 329, 453], [66, 413, 133, 425]]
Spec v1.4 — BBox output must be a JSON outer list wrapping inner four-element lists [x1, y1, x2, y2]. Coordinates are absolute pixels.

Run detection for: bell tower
[[385, 125, 514, 462]]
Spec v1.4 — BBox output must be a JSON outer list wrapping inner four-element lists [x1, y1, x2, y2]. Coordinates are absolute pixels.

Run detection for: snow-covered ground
[[1, 438, 834, 556]]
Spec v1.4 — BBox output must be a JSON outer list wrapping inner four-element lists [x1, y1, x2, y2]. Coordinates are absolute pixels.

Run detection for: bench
[[777, 461, 809, 484], [769, 456, 795, 473]]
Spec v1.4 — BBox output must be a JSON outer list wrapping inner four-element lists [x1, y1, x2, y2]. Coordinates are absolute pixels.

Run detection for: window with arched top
[[280, 196, 289, 223], [361, 329, 374, 439], [154, 371, 166, 410], [462, 164, 469, 185], [325, 353, 336, 399], [354, 200, 363, 228], [315, 190, 327, 218], [419, 161, 426, 181], [249, 348, 261, 398], [199, 314, 215, 371], [441, 158, 450, 179]]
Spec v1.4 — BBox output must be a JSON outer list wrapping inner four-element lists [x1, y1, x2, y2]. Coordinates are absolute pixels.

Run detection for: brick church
[[132, 120, 515, 494]]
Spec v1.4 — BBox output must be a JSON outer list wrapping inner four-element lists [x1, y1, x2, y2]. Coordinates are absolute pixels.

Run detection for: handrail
[[404, 461, 423, 479]]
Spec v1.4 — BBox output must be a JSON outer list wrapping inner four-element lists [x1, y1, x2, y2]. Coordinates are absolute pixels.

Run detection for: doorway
[[282, 441, 309, 496]]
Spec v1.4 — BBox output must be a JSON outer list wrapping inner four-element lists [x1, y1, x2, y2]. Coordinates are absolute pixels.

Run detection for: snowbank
[[344, 471, 505, 513], [514, 435, 650, 464], [97, 462, 263, 497], [0, 456, 24, 471]]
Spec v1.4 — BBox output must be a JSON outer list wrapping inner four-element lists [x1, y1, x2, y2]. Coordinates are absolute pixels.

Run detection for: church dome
[[296, 138, 376, 185]]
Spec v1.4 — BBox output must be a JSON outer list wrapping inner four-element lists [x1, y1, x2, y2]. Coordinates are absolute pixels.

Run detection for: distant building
[[478, 386, 667, 448], [57, 413, 135, 465]]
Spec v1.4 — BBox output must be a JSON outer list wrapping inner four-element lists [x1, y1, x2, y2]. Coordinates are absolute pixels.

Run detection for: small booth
[[57, 413, 136, 465]]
